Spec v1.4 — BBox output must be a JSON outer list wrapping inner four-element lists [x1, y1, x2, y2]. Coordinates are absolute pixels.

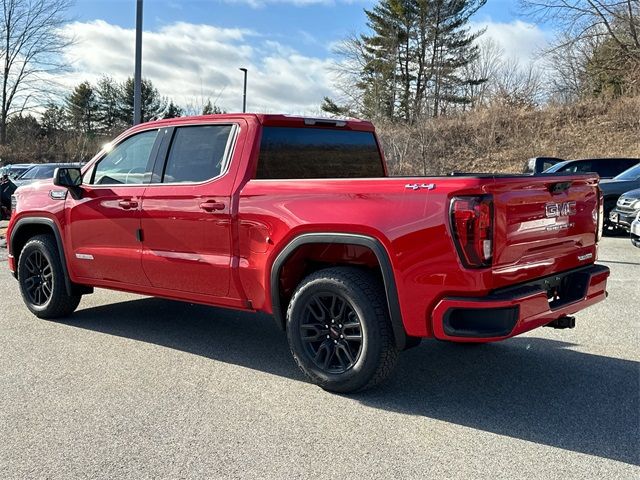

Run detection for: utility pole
[[239, 68, 248, 113], [133, 0, 143, 125]]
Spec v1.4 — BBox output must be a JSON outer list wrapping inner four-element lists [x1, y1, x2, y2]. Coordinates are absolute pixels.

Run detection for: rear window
[[256, 127, 384, 179]]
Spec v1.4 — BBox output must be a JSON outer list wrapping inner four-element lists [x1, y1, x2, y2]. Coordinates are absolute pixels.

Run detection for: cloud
[[471, 20, 550, 65], [57, 20, 335, 114], [220, 0, 363, 9], [53, 18, 550, 117]]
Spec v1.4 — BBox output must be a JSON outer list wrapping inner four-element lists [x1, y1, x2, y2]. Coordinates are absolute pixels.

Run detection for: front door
[[140, 124, 237, 297], [66, 129, 160, 285]]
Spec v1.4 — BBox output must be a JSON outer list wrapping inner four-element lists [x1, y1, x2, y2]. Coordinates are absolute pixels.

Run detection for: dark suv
[[543, 158, 639, 178]]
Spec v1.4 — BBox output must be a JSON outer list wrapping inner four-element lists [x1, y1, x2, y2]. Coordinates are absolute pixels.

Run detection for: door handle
[[118, 199, 138, 209], [199, 200, 225, 212]]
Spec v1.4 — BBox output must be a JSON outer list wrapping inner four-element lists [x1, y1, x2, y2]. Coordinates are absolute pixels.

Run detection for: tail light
[[450, 195, 494, 268], [596, 190, 604, 242]]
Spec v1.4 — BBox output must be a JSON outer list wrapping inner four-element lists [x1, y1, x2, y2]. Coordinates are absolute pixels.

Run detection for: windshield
[[6, 167, 29, 179], [19, 165, 56, 180], [543, 161, 570, 173], [614, 163, 640, 181]]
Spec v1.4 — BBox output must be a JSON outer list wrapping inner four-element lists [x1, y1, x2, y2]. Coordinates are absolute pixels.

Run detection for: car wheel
[[17, 234, 81, 319], [286, 267, 398, 393]]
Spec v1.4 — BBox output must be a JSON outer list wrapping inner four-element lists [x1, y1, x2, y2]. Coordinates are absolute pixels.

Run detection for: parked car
[[609, 188, 640, 232], [543, 157, 639, 178], [600, 163, 640, 232], [0, 163, 34, 180], [7, 114, 610, 392], [631, 212, 640, 248], [12, 163, 81, 188], [0, 175, 17, 220], [523, 157, 564, 174]]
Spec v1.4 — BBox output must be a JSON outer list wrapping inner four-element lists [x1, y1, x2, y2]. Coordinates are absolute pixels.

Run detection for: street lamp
[[133, 0, 143, 125], [239, 68, 248, 113]]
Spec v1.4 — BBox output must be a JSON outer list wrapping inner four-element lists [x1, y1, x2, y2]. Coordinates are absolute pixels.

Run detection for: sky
[[58, 0, 551, 114]]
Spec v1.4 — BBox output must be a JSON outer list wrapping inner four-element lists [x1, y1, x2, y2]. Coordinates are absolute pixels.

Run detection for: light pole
[[133, 0, 143, 125], [239, 68, 247, 113]]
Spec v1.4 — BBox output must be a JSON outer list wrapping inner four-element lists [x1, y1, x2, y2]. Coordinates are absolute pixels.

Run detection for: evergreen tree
[[95, 76, 123, 133], [66, 81, 97, 133], [163, 101, 184, 119], [7, 115, 41, 144], [119, 78, 167, 125], [202, 99, 224, 115], [326, 0, 487, 121], [41, 103, 68, 136]]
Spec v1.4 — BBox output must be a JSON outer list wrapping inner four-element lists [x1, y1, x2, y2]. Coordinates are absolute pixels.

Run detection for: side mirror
[[53, 167, 82, 188]]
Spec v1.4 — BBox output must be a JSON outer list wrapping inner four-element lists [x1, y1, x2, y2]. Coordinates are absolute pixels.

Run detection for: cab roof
[[137, 114, 375, 132]]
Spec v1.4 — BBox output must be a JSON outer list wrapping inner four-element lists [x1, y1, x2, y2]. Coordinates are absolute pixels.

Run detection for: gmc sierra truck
[[7, 114, 610, 392]]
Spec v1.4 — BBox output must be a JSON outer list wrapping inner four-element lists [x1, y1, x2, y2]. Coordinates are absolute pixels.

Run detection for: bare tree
[[462, 38, 504, 108], [0, 0, 73, 145], [521, 0, 640, 96], [543, 33, 604, 102], [492, 57, 543, 107], [521, 0, 639, 54]]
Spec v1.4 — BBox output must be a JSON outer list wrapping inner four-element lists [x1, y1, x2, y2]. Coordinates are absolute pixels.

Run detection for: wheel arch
[[270, 233, 410, 350], [9, 217, 74, 296]]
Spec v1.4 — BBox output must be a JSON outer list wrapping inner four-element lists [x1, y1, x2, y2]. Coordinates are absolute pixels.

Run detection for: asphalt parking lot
[[0, 229, 638, 479]]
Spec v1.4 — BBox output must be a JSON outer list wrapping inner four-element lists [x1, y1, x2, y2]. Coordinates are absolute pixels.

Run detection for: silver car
[[631, 212, 640, 248]]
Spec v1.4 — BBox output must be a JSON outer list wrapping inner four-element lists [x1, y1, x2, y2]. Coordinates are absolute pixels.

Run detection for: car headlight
[[10, 194, 17, 216]]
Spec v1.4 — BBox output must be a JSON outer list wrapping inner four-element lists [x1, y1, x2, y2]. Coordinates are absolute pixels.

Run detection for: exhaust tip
[[544, 316, 576, 329]]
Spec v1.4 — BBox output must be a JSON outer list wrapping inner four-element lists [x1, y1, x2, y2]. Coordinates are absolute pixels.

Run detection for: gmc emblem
[[546, 201, 577, 218]]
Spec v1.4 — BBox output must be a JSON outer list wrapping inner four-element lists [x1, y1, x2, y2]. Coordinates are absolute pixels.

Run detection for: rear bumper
[[431, 264, 610, 342]]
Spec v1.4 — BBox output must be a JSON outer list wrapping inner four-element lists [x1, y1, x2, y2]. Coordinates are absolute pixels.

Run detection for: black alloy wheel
[[300, 293, 363, 374], [286, 267, 398, 393], [22, 249, 53, 306], [17, 234, 82, 319]]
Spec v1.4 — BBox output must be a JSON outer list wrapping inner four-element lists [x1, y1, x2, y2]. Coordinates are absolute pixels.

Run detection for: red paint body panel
[[6, 114, 609, 342]]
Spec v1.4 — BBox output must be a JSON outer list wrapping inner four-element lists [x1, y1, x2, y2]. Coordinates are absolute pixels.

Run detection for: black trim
[[10, 218, 73, 295], [150, 127, 174, 183], [270, 233, 408, 350], [443, 306, 519, 338], [489, 263, 609, 309]]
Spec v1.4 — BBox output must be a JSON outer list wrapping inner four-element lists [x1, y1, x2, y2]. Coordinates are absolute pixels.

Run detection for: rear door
[[66, 128, 161, 285], [140, 123, 238, 297]]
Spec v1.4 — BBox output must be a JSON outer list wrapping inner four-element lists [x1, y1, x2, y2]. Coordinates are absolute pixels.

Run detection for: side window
[[560, 161, 592, 174], [90, 130, 158, 185], [162, 125, 234, 183], [594, 160, 616, 177]]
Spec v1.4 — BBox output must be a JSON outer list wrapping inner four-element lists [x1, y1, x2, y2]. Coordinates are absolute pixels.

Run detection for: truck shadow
[[66, 297, 639, 466]]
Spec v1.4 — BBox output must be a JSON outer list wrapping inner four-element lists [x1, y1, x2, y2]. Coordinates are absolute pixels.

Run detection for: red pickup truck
[[7, 114, 610, 392]]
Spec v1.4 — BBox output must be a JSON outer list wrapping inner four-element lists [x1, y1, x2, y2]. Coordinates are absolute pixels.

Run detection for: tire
[[17, 234, 81, 319], [286, 267, 398, 393]]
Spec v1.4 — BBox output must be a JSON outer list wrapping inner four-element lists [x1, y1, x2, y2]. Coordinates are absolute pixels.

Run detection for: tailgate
[[485, 174, 599, 284]]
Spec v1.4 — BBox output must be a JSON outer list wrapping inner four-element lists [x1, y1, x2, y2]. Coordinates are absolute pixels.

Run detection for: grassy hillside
[[378, 96, 640, 176]]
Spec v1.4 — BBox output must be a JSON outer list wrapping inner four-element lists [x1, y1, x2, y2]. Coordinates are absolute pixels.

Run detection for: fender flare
[[270, 232, 409, 350], [10, 217, 74, 296]]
